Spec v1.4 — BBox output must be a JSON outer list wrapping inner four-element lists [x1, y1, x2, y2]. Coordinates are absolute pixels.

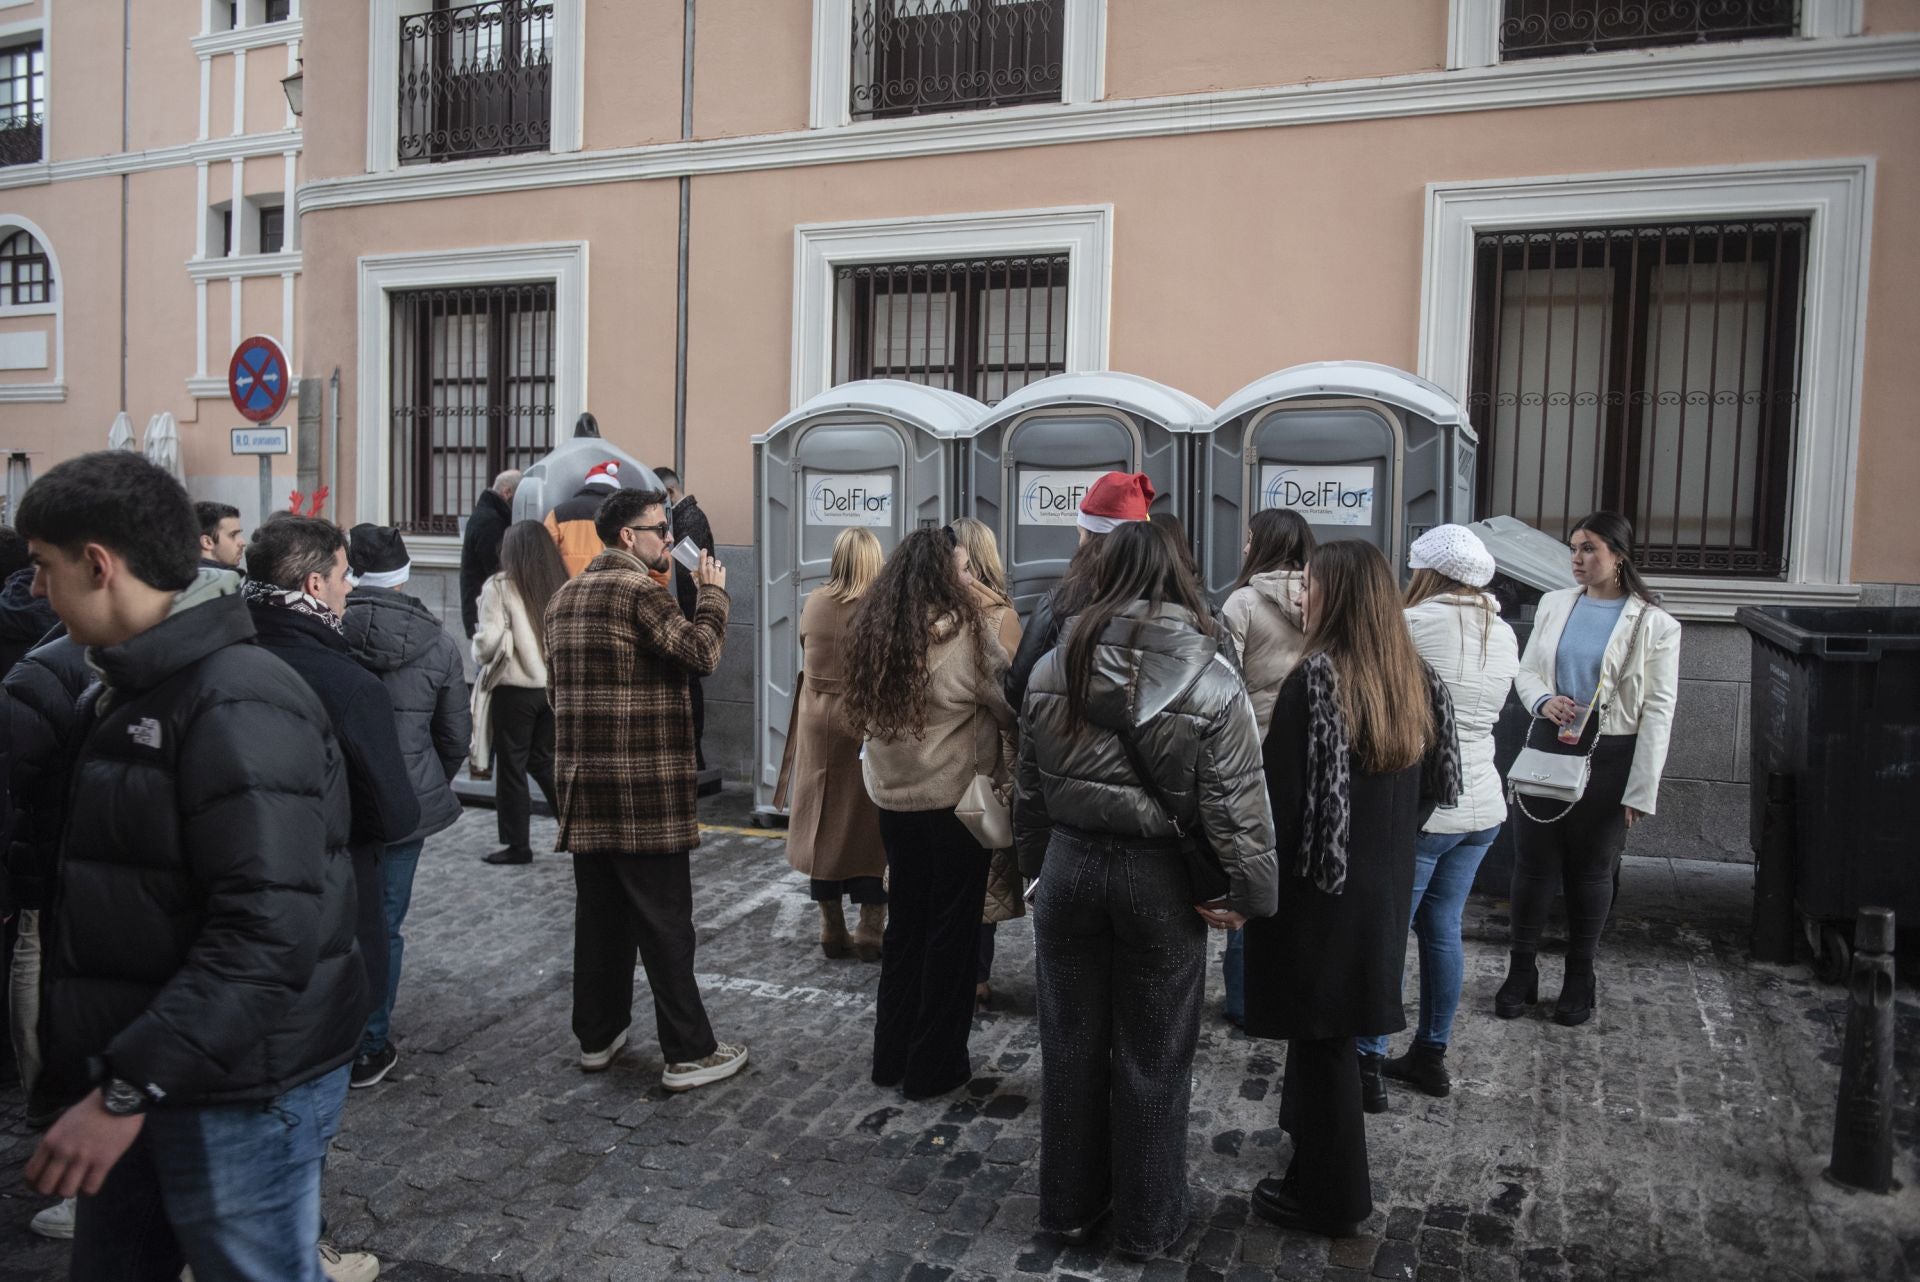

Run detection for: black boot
[[1494, 951, 1539, 1019], [1382, 1042, 1451, 1098], [1358, 1051, 1387, 1114], [1554, 958, 1597, 1027]]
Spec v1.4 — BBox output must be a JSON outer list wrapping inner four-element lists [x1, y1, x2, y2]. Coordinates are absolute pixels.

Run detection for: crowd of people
[[0, 446, 1682, 1279]]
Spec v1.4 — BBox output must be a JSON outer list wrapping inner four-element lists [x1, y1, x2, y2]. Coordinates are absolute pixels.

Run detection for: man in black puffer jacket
[[17, 452, 365, 1282], [342, 523, 469, 1088]]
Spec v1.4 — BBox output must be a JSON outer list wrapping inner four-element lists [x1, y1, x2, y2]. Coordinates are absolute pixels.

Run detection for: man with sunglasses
[[542, 487, 748, 1093]]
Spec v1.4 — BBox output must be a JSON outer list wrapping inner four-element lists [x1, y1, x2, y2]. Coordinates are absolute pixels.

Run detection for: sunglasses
[[625, 521, 670, 539]]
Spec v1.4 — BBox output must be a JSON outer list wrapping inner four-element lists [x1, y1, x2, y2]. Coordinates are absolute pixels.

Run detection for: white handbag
[[1508, 600, 1648, 824], [954, 716, 1013, 850]]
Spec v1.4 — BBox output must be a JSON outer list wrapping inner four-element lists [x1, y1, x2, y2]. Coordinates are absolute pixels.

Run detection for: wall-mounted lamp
[[281, 60, 304, 117]]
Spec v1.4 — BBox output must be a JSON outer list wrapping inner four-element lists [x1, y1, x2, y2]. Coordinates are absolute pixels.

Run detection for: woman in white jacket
[[1498, 511, 1681, 1028], [473, 520, 567, 865], [1358, 526, 1518, 1103]]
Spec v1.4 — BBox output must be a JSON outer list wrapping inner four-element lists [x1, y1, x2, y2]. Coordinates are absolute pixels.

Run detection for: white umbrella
[[106, 411, 135, 451], [142, 412, 183, 482]]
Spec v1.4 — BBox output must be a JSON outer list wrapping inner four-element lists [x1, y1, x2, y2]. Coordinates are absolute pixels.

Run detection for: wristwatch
[[100, 1077, 148, 1117]]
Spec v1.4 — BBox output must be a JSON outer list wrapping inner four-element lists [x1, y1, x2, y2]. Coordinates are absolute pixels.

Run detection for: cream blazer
[[1514, 587, 1682, 816]]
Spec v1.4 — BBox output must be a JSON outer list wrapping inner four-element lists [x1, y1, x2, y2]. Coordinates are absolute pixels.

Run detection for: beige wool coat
[[971, 582, 1026, 926], [776, 590, 886, 884]]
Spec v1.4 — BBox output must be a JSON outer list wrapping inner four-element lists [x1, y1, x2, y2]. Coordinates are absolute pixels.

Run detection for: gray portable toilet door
[[996, 407, 1161, 617], [1244, 398, 1405, 565], [756, 413, 947, 814]]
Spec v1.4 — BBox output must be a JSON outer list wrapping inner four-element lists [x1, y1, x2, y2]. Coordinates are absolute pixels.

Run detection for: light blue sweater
[[1549, 593, 1629, 707]]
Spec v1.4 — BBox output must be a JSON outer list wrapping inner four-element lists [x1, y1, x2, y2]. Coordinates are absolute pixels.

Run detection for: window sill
[[191, 20, 303, 59], [0, 301, 55, 319], [1647, 577, 1862, 623], [407, 535, 463, 570], [187, 250, 302, 281], [0, 380, 64, 403], [187, 374, 301, 400]]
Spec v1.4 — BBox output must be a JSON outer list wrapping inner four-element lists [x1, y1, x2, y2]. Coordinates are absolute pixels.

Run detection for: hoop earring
[[1615, 564, 1625, 586]]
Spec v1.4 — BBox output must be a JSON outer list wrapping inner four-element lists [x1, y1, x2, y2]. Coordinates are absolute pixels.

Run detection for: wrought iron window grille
[[850, 0, 1064, 121], [0, 228, 50, 307], [0, 41, 44, 168], [834, 254, 1069, 403], [1499, 0, 1799, 60], [1465, 219, 1808, 578], [398, 0, 553, 165], [390, 282, 556, 534]]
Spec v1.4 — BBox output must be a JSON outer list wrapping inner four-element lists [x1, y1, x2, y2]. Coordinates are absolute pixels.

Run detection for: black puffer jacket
[[1013, 602, 1279, 918], [0, 565, 58, 678], [343, 586, 470, 842], [459, 487, 512, 638], [0, 626, 92, 914], [40, 575, 366, 1108]]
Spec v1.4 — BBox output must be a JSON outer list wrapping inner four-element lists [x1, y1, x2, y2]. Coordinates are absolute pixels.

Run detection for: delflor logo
[[1017, 469, 1109, 527], [1257, 464, 1376, 528], [804, 472, 894, 528]]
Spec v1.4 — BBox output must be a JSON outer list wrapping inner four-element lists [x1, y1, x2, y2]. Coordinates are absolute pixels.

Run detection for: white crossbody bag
[[1508, 600, 1648, 824]]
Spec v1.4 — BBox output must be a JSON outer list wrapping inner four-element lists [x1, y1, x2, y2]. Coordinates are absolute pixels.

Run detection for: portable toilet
[[1199, 361, 1478, 599], [956, 372, 1208, 618], [752, 380, 985, 820], [510, 414, 669, 525]]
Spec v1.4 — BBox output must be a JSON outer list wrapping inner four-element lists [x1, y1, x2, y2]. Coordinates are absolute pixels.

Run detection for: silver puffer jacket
[[1013, 602, 1279, 918]]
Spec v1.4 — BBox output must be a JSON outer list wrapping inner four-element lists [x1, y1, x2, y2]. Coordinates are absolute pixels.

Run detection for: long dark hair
[[1049, 530, 1111, 619], [1570, 510, 1658, 603], [1231, 508, 1316, 593], [1305, 540, 1434, 774], [1062, 522, 1215, 728], [843, 528, 988, 740], [499, 520, 569, 658], [1148, 513, 1202, 582]]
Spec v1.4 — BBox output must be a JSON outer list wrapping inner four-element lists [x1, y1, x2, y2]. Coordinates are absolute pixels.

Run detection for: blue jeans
[[361, 838, 424, 1055], [1360, 825, 1500, 1055], [71, 1065, 350, 1282], [1222, 927, 1245, 1021]]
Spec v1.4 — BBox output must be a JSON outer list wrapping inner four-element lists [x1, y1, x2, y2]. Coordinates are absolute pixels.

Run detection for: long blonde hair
[[822, 527, 882, 604], [950, 517, 1008, 599], [1307, 541, 1434, 774], [1405, 568, 1495, 663]]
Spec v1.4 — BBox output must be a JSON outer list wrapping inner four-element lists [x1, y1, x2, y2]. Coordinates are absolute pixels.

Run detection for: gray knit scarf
[[1296, 653, 1462, 895]]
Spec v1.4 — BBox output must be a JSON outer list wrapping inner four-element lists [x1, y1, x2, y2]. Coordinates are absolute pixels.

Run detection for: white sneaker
[[661, 1041, 749, 1093], [579, 1027, 628, 1072], [29, 1197, 75, 1239], [319, 1241, 380, 1282]]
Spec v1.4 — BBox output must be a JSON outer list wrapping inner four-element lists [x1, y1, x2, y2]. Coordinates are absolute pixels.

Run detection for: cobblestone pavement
[[4, 787, 1917, 1281]]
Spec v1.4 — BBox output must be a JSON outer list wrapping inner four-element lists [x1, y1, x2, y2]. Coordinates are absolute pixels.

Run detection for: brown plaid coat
[[544, 547, 728, 855]]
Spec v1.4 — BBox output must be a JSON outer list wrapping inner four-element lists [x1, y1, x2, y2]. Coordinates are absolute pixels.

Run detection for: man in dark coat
[[545, 487, 746, 1093], [657, 467, 715, 769], [17, 452, 366, 1280], [243, 517, 420, 1033], [341, 524, 470, 1088], [458, 470, 518, 638]]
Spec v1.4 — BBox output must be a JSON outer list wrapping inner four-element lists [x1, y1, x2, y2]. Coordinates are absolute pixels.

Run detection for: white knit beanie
[[1408, 524, 1496, 588]]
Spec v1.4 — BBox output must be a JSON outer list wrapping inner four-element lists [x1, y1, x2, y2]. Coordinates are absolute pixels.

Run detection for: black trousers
[[1509, 731, 1638, 962], [872, 807, 990, 1098], [689, 676, 706, 771], [571, 851, 717, 1066], [1276, 1037, 1372, 1227], [492, 685, 557, 854], [352, 844, 388, 1019]]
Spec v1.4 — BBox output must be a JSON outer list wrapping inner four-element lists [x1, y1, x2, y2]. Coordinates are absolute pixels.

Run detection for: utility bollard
[[1827, 906, 1896, 1193], [1752, 771, 1797, 964]]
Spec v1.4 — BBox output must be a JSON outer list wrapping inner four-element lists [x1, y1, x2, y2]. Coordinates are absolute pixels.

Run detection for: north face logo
[[126, 718, 162, 750]]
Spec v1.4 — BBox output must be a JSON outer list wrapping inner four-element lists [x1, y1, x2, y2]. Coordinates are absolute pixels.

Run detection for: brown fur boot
[[852, 903, 886, 962], [818, 900, 852, 959]]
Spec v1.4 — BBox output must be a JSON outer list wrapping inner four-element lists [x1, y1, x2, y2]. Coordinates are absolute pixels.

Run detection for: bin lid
[[1467, 515, 1576, 594], [969, 371, 1212, 435], [1213, 361, 1475, 440], [755, 380, 986, 445], [1736, 605, 1920, 660]]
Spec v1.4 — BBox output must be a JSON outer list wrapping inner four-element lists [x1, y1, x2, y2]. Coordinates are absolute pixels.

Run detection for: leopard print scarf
[[1296, 653, 1462, 895]]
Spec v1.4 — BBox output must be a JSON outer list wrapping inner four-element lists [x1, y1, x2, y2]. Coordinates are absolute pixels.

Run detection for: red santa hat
[[584, 460, 621, 489], [1077, 471, 1155, 534]]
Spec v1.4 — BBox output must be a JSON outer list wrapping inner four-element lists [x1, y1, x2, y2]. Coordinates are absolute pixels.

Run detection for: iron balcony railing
[[398, 0, 553, 164], [0, 116, 41, 167], [851, 0, 1064, 121], [1500, 0, 1799, 59]]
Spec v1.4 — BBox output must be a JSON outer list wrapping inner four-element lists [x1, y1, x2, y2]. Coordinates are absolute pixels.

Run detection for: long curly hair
[[843, 528, 988, 740]]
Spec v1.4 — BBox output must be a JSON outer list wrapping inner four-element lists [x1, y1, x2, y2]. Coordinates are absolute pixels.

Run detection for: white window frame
[[1418, 160, 1874, 618], [366, 0, 583, 175], [791, 204, 1109, 407], [810, 0, 1106, 130], [1449, 0, 1864, 69], [355, 242, 588, 553], [0, 213, 63, 402]]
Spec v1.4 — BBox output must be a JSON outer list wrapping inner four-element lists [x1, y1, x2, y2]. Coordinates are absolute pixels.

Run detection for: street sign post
[[230, 337, 292, 524]]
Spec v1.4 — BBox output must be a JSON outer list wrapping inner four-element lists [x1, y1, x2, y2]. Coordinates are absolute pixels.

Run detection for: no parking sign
[[229, 336, 290, 424]]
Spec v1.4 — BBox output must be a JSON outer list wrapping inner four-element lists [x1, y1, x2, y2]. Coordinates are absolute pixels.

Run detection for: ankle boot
[[1382, 1042, 1451, 1098], [852, 903, 886, 962], [1554, 959, 1597, 1027], [818, 901, 852, 960], [1358, 1051, 1388, 1114], [1494, 951, 1539, 1019]]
